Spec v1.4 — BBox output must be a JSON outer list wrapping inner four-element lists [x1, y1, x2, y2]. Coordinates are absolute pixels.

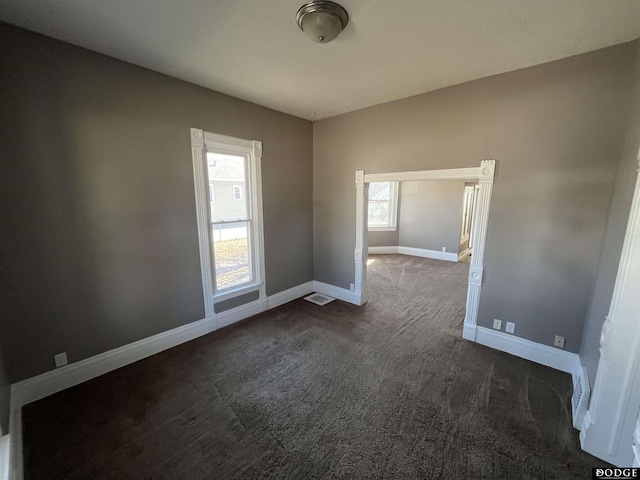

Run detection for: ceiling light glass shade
[[296, 1, 349, 44]]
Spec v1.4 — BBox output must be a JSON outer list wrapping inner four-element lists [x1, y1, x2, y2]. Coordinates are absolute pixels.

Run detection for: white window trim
[[190, 128, 266, 316], [367, 181, 398, 231]]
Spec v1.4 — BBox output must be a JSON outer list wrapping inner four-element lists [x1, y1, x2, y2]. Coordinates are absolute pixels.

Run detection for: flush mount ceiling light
[[296, 1, 349, 44]]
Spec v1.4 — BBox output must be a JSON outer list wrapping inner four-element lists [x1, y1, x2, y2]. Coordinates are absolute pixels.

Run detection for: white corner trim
[[368, 246, 399, 255], [475, 326, 580, 375], [0, 434, 9, 480], [7, 281, 315, 480], [313, 281, 361, 306], [397, 246, 458, 262], [267, 282, 314, 310]]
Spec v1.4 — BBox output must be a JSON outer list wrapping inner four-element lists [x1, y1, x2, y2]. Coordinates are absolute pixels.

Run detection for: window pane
[[212, 221, 251, 290], [207, 153, 247, 222], [369, 200, 390, 225], [369, 182, 391, 201]]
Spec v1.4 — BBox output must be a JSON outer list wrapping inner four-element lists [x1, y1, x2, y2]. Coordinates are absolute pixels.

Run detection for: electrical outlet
[[554, 335, 565, 349], [349, 283, 355, 292], [442, 247, 447, 252], [493, 319, 502, 330], [54, 352, 68, 368], [505, 322, 515, 334]]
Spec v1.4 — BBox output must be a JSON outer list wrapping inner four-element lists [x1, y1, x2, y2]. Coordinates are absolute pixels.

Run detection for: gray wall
[[313, 42, 635, 353], [0, 344, 8, 434], [368, 230, 399, 247], [0, 23, 313, 382], [398, 181, 465, 253], [579, 42, 640, 385]]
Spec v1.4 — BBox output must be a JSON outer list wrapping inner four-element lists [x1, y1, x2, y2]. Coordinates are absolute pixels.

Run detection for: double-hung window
[[190, 129, 265, 316], [368, 181, 399, 231]]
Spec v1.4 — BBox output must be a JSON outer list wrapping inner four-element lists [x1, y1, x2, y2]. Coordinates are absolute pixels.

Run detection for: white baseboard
[[398, 246, 458, 262], [458, 247, 471, 261], [0, 435, 9, 480], [368, 246, 457, 262], [474, 326, 580, 375], [8, 280, 315, 480], [313, 281, 361, 305], [212, 298, 268, 331], [462, 322, 477, 341], [267, 281, 314, 310], [368, 246, 399, 255]]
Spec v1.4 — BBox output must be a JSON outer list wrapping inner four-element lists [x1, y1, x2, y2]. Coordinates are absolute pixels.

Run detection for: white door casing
[[581, 158, 640, 467]]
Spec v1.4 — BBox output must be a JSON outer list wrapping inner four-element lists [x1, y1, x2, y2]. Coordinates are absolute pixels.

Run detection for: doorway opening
[[353, 161, 495, 341]]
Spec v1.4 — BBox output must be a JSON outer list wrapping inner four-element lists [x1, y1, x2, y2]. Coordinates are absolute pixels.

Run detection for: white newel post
[[581, 159, 640, 467], [462, 160, 495, 341], [190, 128, 215, 317], [354, 170, 368, 305]]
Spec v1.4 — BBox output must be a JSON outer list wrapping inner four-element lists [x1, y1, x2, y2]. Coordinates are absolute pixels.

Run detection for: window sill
[[368, 226, 397, 232], [213, 283, 262, 303]]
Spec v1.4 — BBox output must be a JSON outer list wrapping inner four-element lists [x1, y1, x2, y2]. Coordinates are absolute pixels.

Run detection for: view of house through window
[[207, 152, 251, 291], [368, 181, 399, 230]]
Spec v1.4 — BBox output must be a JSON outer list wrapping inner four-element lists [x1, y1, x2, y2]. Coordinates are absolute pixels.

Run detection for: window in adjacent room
[[368, 181, 399, 231]]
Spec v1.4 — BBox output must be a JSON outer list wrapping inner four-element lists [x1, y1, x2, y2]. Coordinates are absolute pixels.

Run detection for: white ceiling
[[1, 0, 640, 120]]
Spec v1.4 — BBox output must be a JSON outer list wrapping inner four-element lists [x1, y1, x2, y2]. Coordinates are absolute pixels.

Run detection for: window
[[207, 153, 251, 291], [191, 128, 265, 315], [368, 181, 398, 231]]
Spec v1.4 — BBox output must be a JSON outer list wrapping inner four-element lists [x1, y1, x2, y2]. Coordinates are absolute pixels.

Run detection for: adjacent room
[[1, 1, 640, 479], [366, 178, 475, 338]]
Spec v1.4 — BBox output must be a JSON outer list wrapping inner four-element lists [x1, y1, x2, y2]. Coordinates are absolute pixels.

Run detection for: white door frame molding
[[354, 160, 496, 341], [581, 158, 640, 467]]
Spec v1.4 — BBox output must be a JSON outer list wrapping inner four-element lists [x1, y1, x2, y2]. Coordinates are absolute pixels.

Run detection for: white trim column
[[581, 159, 640, 466], [190, 128, 215, 317], [462, 160, 495, 341], [354, 170, 368, 305]]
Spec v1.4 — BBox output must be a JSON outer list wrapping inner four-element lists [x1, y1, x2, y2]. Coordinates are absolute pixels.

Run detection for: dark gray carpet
[[23, 254, 599, 479]]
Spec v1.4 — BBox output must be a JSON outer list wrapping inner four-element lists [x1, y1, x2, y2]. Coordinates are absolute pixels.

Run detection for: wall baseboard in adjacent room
[[458, 247, 471, 262], [474, 326, 580, 375], [7, 280, 316, 480], [368, 246, 399, 255], [398, 246, 458, 262], [368, 246, 458, 262]]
